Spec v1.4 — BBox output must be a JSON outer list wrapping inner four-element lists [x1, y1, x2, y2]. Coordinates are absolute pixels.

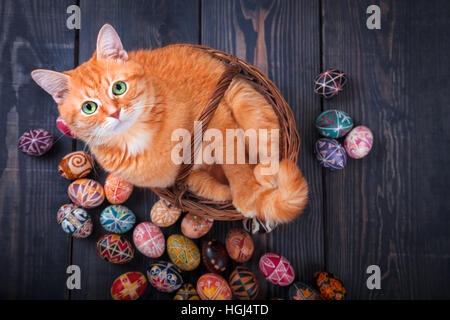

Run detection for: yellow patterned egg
[[167, 234, 200, 271]]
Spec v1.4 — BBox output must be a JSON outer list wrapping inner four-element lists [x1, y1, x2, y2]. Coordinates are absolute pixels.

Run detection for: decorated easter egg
[[344, 125, 374, 159], [68, 178, 105, 208], [96, 234, 134, 264], [167, 234, 200, 271], [315, 138, 347, 170], [225, 228, 254, 262], [150, 199, 182, 227], [147, 261, 183, 293], [56, 116, 76, 138], [229, 266, 259, 300], [18, 128, 53, 156], [57, 204, 92, 238], [181, 212, 213, 239], [314, 271, 346, 300], [315, 109, 353, 138], [259, 253, 295, 286], [132, 222, 165, 258], [197, 273, 232, 300], [58, 151, 94, 180], [104, 173, 133, 204], [174, 283, 200, 300], [100, 205, 136, 234], [110, 272, 147, 300], [202, 240, 229, 273], [314, 69, 347, 99], [289, 282, 321, 300]]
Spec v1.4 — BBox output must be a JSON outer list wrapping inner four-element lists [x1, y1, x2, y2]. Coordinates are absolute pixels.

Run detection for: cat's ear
[[31, 69, 70, 104], [96, 24, 128, 62]]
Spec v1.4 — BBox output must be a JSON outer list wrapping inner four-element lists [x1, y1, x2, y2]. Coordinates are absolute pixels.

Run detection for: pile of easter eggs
[[314, 69, 374, 170]]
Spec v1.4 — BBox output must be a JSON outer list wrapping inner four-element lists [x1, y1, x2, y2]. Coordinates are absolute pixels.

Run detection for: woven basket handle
[[174, 60, 242, 198]]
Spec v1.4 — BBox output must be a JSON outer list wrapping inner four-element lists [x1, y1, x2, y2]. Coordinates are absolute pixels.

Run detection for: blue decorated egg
[[315, 138, 347, 170], [100, 205, 136, 234], [147, 261, 183, 293], [315, 109, 353, 138], [57, 204, 93, 238]]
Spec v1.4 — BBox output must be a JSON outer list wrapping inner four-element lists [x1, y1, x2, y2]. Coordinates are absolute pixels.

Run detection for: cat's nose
[[109, 110, 120, 119]]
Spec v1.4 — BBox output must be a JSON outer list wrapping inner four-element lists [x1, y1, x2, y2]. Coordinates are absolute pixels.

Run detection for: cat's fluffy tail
[[255, 159, 308, 225]]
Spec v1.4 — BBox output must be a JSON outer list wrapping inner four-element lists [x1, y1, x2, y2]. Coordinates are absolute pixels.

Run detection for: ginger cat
[[31, 24, 308, 225]]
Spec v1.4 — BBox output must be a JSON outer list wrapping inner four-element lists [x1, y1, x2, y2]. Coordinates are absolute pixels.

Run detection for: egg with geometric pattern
[[196, 273, 232, 300], [315, 109, 353, 138], [18, 128, 53, 156], [174, 283, 200, 300], [289, 282, 321, 300], [315, 138, 347, 170], [229, 266, 259, 300], [100, 205, 136, 234], [57, 203, 92, 238], [96, 234, 134, 264], [110, 272, 147, 300], [259, 252, 295, 286], [147, 261, 183, 293], [225, 228, 254, 263], [133, 222, 165, 258], [167, 234, 200, 271], [104, 173, 133, 204], [68, 178, 105, 208], [344, 125, 374, 159], [150, 199, 182, 227]]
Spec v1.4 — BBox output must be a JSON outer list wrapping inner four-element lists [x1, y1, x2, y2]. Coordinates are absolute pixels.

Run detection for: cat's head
[[31, 24, 155, 153]]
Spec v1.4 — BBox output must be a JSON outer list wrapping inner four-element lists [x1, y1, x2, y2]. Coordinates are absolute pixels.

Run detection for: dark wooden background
[[0, 0, 449, 300]]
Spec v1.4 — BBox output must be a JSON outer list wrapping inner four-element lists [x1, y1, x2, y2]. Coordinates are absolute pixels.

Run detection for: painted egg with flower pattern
[[315, 109, 353, 138], [104, 173, 133, 204], [18, 128, 53, 156], [100, 205, 136, 234], [56, 116, 76, 138], [174, 283, 200, 300], [58, 151, 94, 180], [314, 271, 346, 300], [57, 204, 92, 238], [202, 240, 229, 273], [229, 266, 259, 300], [110, 272, 147, 300], [96, 234, 134, 264], [225, 228, 254, 262], [150, 199, 182, 227], [196, 273, 232, 300], [315, 138, 347, 170], [68, 178, 105, 208], [147, 261, 183, 293], [259, 253, 295, 286], [181, 212, 213, 239], [167, 234, 200, 271], [133, 222, 165, 258], [289, 282, 321, 300], [344, 125, 374, 159]]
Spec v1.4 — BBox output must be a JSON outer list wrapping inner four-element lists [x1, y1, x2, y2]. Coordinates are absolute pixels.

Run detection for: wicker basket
[[150, 45, 300, 221]]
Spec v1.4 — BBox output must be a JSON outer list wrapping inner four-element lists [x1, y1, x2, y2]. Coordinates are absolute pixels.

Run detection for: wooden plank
[[202, 0, 324, 299], [71, 0, 200, 300], [322, 0, 450, 299], [0, 0, 75, 299]]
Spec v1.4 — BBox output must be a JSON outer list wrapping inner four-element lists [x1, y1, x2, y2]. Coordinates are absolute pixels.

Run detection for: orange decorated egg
[[229, 266, 259, 300], [110, 272, 147, 300], [225, 228, 254, 262], [150, 199, 182, 227], [181, 212, 213, 239], [58, 151, 94, 180], [68, 178, 105, 208], [314, 271, 346, 300], [197, 273, 232, 300], [96, 234, 134, 264], [104, 173, 133, 204]]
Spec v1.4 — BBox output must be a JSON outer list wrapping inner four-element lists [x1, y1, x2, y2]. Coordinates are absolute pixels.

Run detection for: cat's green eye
[[81, 101, 98, 115], [112, 81, 127, 96]]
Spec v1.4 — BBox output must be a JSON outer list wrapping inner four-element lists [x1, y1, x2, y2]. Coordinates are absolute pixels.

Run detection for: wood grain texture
[[202, 0, 324, 299], [71, 0, 200, 300], [0, 0, 75, 299], [322, 0, 450, 299]]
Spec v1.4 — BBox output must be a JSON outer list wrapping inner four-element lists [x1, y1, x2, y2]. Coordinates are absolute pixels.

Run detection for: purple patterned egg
[[314, 69, 347, 99], [18, 128, 53, 156], [315, 138, 347, 170], [68, 178, 105, 208], [344, 126, 374, 159]]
